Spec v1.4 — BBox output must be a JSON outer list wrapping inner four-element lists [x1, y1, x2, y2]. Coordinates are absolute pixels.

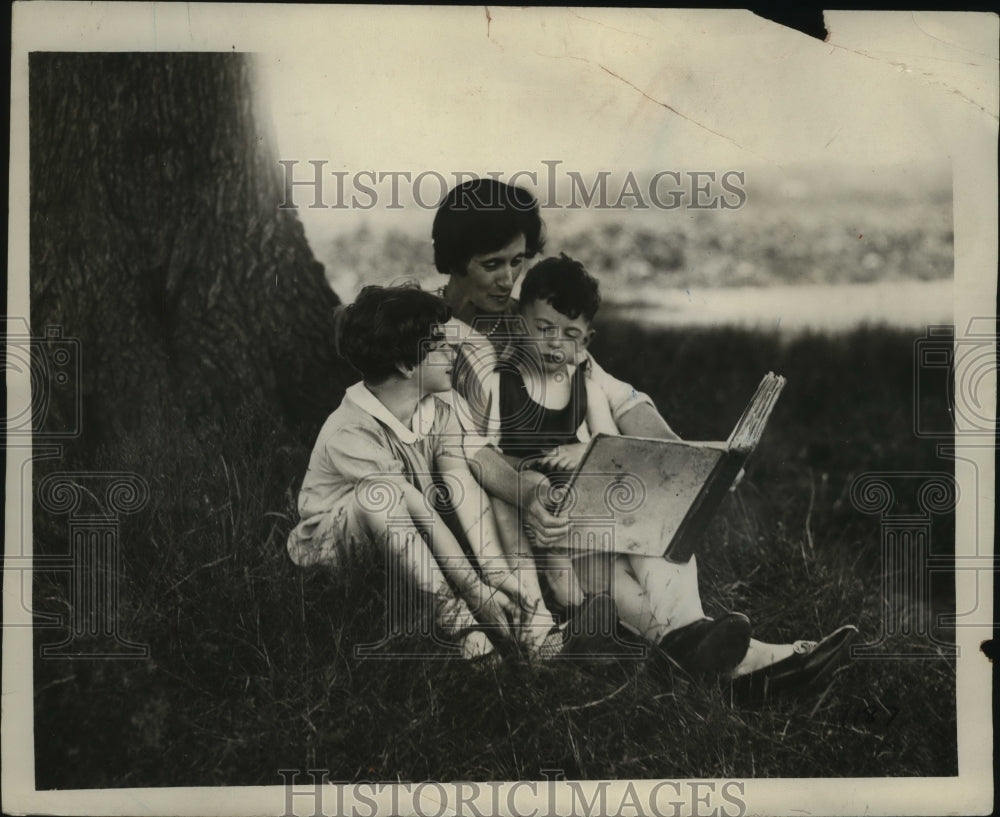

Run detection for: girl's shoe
[[532, 624, 567, 661], [459, 629, 498, 663], [731, 624, 858, 702], [519, 608, 565, 661], [656, 613, 752, 675]]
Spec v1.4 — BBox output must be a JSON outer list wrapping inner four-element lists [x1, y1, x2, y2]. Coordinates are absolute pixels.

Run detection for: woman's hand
[[536, 442, 589, 473], [523, 488, 569, 547]]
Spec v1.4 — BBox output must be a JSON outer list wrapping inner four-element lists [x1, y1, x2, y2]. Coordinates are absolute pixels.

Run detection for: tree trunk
[[30, 52, 353, 444]]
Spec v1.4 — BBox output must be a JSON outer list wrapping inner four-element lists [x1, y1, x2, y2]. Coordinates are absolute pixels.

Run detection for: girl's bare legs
[[442, 465, 541, 609], [355, 488, 501, 658]]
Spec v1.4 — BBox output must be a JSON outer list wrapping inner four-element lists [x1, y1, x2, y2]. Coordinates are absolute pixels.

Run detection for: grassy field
[[31, 321, 957, 788]]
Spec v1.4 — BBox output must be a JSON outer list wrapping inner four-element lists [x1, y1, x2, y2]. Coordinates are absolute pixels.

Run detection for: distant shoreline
[[598, 279, 953, 333]]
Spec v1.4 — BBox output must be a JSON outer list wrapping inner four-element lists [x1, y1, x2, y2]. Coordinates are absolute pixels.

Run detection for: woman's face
[[451, 234, 527, 318]]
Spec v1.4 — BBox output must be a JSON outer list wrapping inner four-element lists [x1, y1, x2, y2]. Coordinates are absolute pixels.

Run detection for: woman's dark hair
[[519, 253, 601, 323], [432, 178, 545, 276], [335, 285, 450, 383]]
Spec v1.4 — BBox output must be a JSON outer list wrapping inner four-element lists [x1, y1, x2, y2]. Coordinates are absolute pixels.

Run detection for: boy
[[495, 255, 857, 685], [286, 285, 561, 660]]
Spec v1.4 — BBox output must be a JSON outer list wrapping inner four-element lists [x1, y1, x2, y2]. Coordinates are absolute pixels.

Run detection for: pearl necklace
[[483, 314, 504, 337], [441, 284, 505, 338]]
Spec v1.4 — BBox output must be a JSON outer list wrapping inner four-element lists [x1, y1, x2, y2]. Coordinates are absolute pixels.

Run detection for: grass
[[31, 323, 957, 788]]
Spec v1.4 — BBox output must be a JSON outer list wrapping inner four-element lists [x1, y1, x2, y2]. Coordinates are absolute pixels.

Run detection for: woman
[[432, 178, 856, 694]]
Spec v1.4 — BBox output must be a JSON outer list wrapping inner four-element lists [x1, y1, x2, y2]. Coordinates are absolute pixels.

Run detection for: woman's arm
[[469, 446, 568, 548], [617, 403, 681, 440], [585, 354, 681, 440]]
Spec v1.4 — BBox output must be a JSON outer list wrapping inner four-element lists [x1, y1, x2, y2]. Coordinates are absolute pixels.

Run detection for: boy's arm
[[535, 441, 590, 472]]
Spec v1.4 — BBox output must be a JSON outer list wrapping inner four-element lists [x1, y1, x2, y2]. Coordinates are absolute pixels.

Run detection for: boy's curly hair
[[335, 285, 450, 383], [519, 253, 601, 323]]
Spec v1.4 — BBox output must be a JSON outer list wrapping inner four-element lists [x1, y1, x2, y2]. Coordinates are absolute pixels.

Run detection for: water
[[601, 279, 953, 333]]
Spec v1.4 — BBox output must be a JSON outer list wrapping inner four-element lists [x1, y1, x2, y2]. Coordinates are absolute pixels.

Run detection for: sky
[[250, 7, 986, 250], [260, 8, 982, 171]]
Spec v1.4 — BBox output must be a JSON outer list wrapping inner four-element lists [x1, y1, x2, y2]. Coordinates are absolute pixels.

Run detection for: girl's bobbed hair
[[335, 285, 450, 382]]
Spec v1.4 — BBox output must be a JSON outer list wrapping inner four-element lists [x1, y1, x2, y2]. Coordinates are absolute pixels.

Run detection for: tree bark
[[30, 52, 353, 444]]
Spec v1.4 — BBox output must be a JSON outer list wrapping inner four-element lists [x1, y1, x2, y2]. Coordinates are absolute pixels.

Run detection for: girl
[[286, 285, 560, 660]]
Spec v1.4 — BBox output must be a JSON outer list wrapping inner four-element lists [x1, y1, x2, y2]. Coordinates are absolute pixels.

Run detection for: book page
[[560, 436, 727, 556]]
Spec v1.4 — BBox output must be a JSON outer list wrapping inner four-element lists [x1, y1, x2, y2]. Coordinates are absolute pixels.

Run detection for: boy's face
[[414, 330, 456, 395], [520, 298, 593, 375]]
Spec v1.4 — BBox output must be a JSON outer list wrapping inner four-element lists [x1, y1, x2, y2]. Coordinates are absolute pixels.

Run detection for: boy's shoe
[[656, 613, 752, 675], [730, 624, 858, 703]]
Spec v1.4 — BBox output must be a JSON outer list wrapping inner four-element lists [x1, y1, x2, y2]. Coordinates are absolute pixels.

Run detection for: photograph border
[[4, 4, 996, 815]]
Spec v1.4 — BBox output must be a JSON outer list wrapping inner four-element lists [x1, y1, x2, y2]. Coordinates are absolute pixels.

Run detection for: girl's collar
[[345, 382, 436, 443]]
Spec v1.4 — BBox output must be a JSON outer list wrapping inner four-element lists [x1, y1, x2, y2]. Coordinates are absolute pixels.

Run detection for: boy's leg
[[492, 497, 564, 611], [492, 496, 584, 610], [542, 553, 585, 610]]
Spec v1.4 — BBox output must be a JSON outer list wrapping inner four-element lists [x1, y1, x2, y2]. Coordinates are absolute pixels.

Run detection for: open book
[[550, 372, 786, 562]]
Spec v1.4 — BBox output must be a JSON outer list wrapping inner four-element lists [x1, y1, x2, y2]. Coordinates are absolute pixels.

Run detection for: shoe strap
[[792, 640, 817, 654]]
